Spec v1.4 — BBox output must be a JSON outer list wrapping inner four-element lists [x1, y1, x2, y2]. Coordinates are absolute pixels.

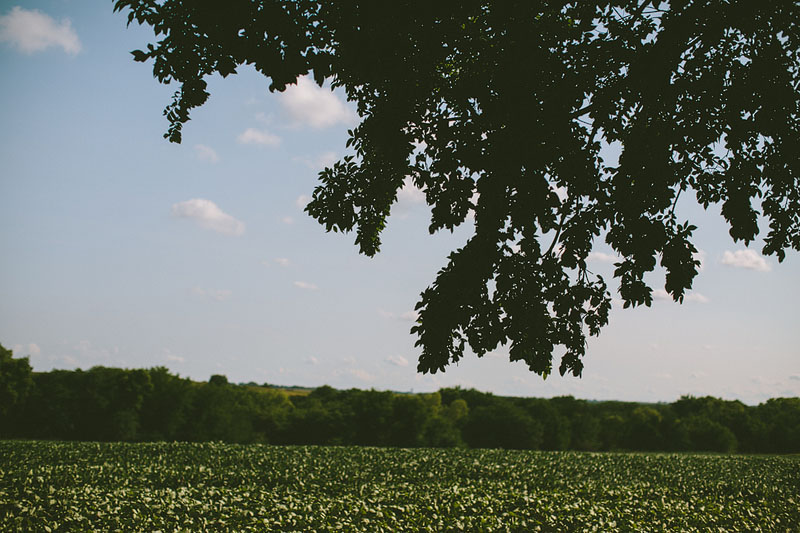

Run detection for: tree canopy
[[4, 352, 800, 452], [113, 0, 800, 378]]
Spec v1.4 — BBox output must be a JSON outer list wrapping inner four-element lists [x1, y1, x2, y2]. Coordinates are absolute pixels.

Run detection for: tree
[[462, 399, 543, 450], [114, 1, 800, 378], [0, 344, 34, 436]]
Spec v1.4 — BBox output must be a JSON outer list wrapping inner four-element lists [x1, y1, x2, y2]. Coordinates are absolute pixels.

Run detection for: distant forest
[[1, 345, 798, 453]]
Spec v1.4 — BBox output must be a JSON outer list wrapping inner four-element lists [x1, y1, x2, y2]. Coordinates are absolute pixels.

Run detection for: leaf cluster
[[114, 0, 800, 376]]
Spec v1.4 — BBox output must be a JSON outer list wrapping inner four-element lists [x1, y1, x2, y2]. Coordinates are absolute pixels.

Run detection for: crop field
[[1, 441, 798, 532]]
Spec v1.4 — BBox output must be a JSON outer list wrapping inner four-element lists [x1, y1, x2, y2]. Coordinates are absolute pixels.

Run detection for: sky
[[1, 2, 798, 405]]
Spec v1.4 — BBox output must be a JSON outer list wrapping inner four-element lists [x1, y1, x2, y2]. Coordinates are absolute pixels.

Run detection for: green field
[[1, 442, 798, 532]]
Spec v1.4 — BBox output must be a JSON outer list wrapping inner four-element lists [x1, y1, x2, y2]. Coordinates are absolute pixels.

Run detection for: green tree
[[0, 344, 34, 436], [114, 1, 800, 378], [463, 399, 543, 450], [139, 366, 193, 440], [626, 406, 664, 451], [757, 398, 800, 454], [674, 415, 738, 453]]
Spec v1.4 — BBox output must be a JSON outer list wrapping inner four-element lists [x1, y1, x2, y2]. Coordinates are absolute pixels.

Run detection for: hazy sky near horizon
[[1, 2, 798, 405]]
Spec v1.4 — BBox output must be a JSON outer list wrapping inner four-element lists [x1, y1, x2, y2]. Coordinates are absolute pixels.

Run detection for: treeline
[[1, 345, 799, 452]]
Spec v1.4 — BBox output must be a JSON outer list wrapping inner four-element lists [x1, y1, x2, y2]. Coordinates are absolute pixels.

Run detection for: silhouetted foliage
[[2, 347, 798, 453], [113, 0, 800, 378], [0, 345, 33, 438]]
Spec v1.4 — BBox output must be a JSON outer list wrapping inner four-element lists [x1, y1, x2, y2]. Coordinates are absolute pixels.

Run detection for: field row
[[1, 441, 798, 531]]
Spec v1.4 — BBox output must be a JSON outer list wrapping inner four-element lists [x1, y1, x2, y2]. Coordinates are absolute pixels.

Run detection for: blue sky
[[1, 1, 798, 404]]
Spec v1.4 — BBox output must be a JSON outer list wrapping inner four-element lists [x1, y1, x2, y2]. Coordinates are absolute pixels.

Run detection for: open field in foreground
[[1, 441, 798, 532]]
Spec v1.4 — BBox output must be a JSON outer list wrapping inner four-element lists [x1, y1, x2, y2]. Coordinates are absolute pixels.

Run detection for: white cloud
[[349, 368, 374, 382], [296, 151, 339, 170], [399, 310, 419, 321], [294, 281, 318, 290], [684, 292, 710, 304], [721, 249, 771, 272], [60, 355, 78, 366], [587, 251, 619, 263], [393, 177, 426, 218], [653, 289, 672, 301], [378, 309, 419, 321], [295, 195, 311, 210], [194, 144, 219, 163], [164, 349, 186, 363], [254, 110, 271, 122], [316, 151, 339, 168], [67, 340, 116, 363], [12, 342, 40, 356], [653, 289, 709, 303], [552, 185, 568, 202], [694, 249, 706, 271], [279, 76, 357, 129], [172, 198, 245, 236], [386, 354, 409, 367], [0, 7, 81, 55], [396, 177, 426, 206], [191, 287, 232, 301], [466, 191, 480, 221], [237, 127, 281, 147], [281, 216, 294, 225], [261, 257, 291, 268]]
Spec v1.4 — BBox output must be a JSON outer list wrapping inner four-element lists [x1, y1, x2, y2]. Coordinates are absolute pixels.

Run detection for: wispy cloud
[[465, 191, 480, 221], [349, 368, 374, 382], [163, 348, 186, 363], [237, 127, 281, 147], [261, 257, 291, 268], [279, 76, 357, 129], [315, 151, 338, 168], [392, 177, 426, 219], [12, 342, 41, 356], [293, 281, 318, 291], [684, 292, 710, 304], [172, 198, 245, 236], [295, 195, 311, 210], [587, 251, 619, 263], [396, 177, 426, 206], [378, 309, 419, 321], [0, 7, 81, 55], [191, 287, 232, 301], [399, 310, 419, 321], [194, 144, 219, 163], [694, 249, 707, 271], [386, 354, 409, 367], [653, 289, 709, 303], [721, 249, 771, 272], [295, 151, 339, 170]]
